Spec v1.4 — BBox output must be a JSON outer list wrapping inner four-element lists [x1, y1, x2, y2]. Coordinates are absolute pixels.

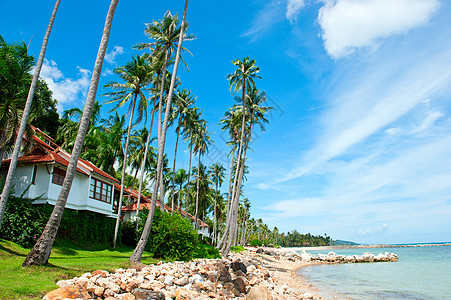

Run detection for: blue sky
[[2, 0, 451, 244]]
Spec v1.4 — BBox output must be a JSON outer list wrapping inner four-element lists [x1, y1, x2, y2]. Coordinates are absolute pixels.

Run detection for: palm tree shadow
[[0, 244, 26, 257], [53, 247, 78, 256]]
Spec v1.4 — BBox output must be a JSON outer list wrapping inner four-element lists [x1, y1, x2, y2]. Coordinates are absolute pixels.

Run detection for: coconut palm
[[169, 89, 195, 213], [103, 54, 153, 248], [173, 168, 187, 213], [208, 163, 226, 244], [221, 57, 261, 256], [22, 0, 119, 266], [192, 120, 212, 229], [0, 0, 60, 229], [131, 0, 191, 263], [182, 106, 201, 216]]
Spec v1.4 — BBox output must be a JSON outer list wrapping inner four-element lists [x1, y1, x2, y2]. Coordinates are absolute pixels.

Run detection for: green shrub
[[120, 220, 137, 246], [249, 238, 263, 247], [0, 196, 47, 248], [0, 194, 115, 248], [193, 243, 221, 259], [231, 245, 246, 253], [137, 209, 199, 261]]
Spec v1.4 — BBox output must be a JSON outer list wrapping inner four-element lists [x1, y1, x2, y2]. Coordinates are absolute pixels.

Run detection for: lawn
[[0, 239, 157, 299]]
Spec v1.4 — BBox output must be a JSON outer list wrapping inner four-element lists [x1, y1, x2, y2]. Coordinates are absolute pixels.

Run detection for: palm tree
[[130, 0, 190, 263], [221, 57, 261, 256], [22, 0, 119, 266], [169, 89, 195, 213], [173, 168, 187, 212], [192, 120, 212, 229], [208, 163, 226, 244], [182, 106, 200, 216], [0, 0, 60, 229], [104, 54, 153, 248]]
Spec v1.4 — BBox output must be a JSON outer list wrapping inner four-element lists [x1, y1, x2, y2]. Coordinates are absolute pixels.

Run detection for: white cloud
[[286, 0, 306, 22], [38, 59, 91, 112], [243, 0, 285, 39], [104, 45, 124, 65], [358, 224, 388, 236], [318, 0, 439, 58]]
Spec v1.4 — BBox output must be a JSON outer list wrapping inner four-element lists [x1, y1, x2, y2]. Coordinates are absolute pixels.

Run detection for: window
[[89, 177, 112, 203], [52, 167, 66, 185], [31, 165, 37, 185]]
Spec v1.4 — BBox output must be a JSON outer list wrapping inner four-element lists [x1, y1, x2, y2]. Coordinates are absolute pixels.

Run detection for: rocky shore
[[43, 248, 398, 300]]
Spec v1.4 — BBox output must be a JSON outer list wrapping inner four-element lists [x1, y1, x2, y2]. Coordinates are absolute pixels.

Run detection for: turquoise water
[[298, 246, 451, 299]]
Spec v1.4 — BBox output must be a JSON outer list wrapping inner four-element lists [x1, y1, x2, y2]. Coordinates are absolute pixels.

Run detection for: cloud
[[243, 0, 285, 39], [318, 0, 439, 58], [38, 59, 91, 112], [104, 45, 124, 65], [358, 224, 388, 236], [286, 0, 306, 22]]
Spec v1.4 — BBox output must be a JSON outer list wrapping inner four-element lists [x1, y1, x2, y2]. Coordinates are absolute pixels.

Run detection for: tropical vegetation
[[0, 0, 333, 271]]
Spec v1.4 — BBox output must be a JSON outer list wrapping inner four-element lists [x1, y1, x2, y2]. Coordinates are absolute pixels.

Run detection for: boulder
[[175, 288, 194, 300], [132, 288, 165, 300], [43, 285, 90, 300], [231, 277, 247, 294], [256, 248, 265, 254], [216, 262, 231, 282], [246, 286, 273, 300], [231, 261, 247, 274]]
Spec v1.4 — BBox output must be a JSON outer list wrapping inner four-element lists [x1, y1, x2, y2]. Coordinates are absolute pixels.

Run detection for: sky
[[1, 0, 451, 245]]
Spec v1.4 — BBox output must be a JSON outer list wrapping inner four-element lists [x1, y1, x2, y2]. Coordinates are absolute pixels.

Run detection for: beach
[[44, 247, 403, 299]]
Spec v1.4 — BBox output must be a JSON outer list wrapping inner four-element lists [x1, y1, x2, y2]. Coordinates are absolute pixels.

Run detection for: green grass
[[0, 239, 157, 300]]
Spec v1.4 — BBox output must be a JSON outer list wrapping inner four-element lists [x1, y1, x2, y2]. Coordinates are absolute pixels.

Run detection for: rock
[[256, 248, 264, 254], [302, 292, 314, 299], [132, 288, 165, 300], [246, 286, 273, 300], [216, 262, 231, 282], [174, 276, 189, 286], [164, 275, 174, 286], [231, 261, 247, 274], [94, 286, 105, 297], [190, 274, 204, 284], [246, 265, 257, 273], [42, 285, 90, 300], [264, 249, 276, 256], [91, 270, 109, 277], [231, 277, 246, 294], [175, 288, 194, 300], [55, 280, 73, 288], [249, 276, 259, 286], [120, 293, 136, 300]]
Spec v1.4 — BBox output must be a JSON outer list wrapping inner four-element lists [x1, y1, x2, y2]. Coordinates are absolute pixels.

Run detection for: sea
[[297, 245, 451, 299]]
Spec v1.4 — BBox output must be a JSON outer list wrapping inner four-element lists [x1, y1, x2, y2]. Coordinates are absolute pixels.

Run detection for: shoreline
[[45, 247, 402, 299], [249, 242, 451, 253]]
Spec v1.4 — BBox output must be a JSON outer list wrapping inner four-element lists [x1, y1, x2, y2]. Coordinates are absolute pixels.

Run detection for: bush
[[231, 245, 246, 253], [193, 243, 221, 259], [137, 209, 199, 261], [120, 220, 137, 246], [249, 238, 263, 247], [0, 194, 115, 248], [0, 196, 47, 248]]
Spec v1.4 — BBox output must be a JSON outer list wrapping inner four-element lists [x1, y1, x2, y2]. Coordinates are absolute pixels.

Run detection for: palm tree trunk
[[222, 82, 247, 256], [22, 0, 118, 266], [194, 154, 201, 229], [159, 171, 165, 212], [178, 180, 183, 213], [130, 0, 189, 263], [0, 0, 61, 229], [157, 49, 171, 140], [135, 97, 157, 223], [185, 141, 193, 214], [170, 119, 182, 214], [113, 94, 137, 248]]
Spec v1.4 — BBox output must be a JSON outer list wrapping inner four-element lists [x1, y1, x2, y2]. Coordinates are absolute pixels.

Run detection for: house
[[121, 190, 211, 238], [0, 126, 119, 218]]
